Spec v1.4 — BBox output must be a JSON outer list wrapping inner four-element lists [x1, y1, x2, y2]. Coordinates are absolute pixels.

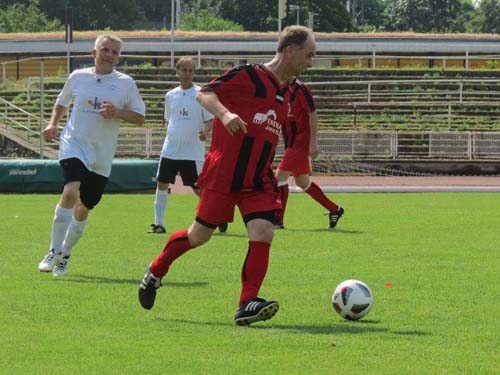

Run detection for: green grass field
[[1, 192, 498, 374]]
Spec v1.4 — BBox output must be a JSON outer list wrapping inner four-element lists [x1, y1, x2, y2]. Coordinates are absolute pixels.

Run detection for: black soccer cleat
[[274, 223, 285, 230], [138, 267, 162, 310], [234, 297, 279, 326], [218, 223, 228, 233], [148, 224, 166, 234], [328, 207, 344, 229]]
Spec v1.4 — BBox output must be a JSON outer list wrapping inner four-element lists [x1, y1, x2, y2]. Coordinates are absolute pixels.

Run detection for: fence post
[[465, 49, 469, 70], [371, 50, 376, 69], [145, 128, 151, 158], [448, 103, 452, 130], [27, 77, 31, 103], [39, 59, 45, 159], [467, 131, 472, 160], [197, 49, 201, 69], [429, 131, 432, 158], [353, 103, 357, 128], [459, 82, 463, 103], [367, 83, 371, 103], [1, 63, 5, 89]]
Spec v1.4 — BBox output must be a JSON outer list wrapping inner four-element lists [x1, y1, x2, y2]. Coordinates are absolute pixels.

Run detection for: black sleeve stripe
[[244, 65, 267, 98], [282, 121, 290, 147], [203, 66, 245, 91], [231, 136, 255, 192], [288, 121, 297, 148], [253, 141, 273, 192], [299, 84, 316, 112]]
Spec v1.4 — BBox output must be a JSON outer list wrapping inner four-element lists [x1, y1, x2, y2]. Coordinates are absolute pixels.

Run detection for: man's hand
[[42, 124, 58, 140], [221, 112, 247, 135], [99, 101, 121, 119], [309, 143, 319, 159], [198, 130, 207, 141]]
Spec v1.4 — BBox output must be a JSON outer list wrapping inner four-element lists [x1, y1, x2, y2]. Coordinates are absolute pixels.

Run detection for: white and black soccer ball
[[332, 279, 373, 321]]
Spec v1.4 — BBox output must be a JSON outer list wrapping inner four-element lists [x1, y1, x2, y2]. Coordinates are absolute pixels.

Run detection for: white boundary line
[[290, 186, 500, 193]]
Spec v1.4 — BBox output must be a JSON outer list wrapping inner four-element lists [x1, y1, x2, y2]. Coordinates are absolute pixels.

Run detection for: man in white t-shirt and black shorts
[[38, 34, 146, 276], [149, 57, 227, 234]]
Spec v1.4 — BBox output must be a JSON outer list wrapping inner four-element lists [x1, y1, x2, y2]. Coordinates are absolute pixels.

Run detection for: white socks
[[50, 205, 74, 253], [61, 216, 88, 257], [154, 189, 168, 226]]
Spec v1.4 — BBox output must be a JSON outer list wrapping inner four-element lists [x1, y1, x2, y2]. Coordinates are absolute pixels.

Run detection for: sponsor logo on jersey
[[253, 109, 281, 136]]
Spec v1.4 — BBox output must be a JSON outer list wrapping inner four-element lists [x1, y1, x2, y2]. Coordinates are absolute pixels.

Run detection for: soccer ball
[[332, 279, 373, 321]]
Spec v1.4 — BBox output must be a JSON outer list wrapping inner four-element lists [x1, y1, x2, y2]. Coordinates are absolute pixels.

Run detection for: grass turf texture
[[0, 192, 498, 374]]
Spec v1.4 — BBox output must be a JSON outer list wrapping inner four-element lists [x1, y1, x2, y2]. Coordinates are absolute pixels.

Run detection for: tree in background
[[469, 0, 500, 33], [383, 0, 475, 33], [300, 0, 355, 32], [346, 0, 387, 31], [39, 0, 143, 31], [179, 8, 244, 31], [0, 0, 61, 32]]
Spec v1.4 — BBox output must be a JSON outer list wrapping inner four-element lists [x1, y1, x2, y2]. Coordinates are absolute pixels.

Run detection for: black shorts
[[60, 157, 108, 210], [156, 157, 200, 187]]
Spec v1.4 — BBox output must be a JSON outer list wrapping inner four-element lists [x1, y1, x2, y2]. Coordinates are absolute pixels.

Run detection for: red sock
[[305, 181, 339, 212], [239, 241, 270, 305], [150, 229, 192, 278], [278, 184, 289, 225]]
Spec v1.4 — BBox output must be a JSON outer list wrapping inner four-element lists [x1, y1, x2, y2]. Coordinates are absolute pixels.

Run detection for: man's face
[[290, 36, 316, 76], [93, 39, 120, 72], [176, 63, 195, 87]]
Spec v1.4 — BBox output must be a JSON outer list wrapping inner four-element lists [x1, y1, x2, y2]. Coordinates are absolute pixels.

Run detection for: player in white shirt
[[149, 57, 230, 234], [38, 34, 146, 276]]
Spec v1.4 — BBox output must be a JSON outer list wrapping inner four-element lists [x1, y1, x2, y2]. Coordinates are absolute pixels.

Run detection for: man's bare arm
[[309, 110, 319, 159], [196, 90, 247, 135], [42, 104, 68, 140], [99, 101, 145, 125]]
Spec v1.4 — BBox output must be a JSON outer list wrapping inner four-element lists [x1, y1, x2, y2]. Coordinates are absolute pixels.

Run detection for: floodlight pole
[[39, 59, 45, 159], [170, 0, 175, 68], [278, 0, 282, 33], [289, 5, 300, 25]]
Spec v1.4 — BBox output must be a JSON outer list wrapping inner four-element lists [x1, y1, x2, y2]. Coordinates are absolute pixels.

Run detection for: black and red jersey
[[197, 64, 290, 193], [282, 79, 316, 151]]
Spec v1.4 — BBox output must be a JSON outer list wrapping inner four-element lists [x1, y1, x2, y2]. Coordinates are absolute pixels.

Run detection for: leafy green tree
[[38, 0, 143, 31], [347, 0, 387, 30], [299, 0, 355, 32], [0, 0, 62, 32], [469, 0, 500, 33], [179, 8, 244, 31], [383, 0, 475, 33]]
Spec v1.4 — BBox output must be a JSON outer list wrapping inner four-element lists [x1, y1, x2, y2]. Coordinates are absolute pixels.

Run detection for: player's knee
[[187, 221, 214, 247], [157, 182, 169, 191], [247, 219, 274, 243]]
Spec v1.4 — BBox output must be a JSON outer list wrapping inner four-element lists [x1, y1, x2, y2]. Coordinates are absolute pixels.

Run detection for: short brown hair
[[176, 57, 195, 70], [277, 26, 314, 53]]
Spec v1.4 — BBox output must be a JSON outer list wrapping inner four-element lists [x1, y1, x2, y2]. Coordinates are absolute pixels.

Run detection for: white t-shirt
[[56, 68, 146, 177], [160, 84, 213, 161]]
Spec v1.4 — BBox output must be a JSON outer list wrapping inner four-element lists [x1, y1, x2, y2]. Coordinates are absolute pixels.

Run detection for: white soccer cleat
[[52, 255, 70, 277], [38, 249, 59, 272]]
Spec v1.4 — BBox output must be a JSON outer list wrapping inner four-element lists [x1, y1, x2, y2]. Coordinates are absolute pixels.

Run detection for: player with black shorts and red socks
[[138, 25, 316, 325], [275, 79, 344, 229]]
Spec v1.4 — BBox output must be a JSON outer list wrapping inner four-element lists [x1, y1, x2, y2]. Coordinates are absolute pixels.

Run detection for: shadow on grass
[[54, 274, 209, 288], [169, 318, 384, 334], [279, 228, 364, 234], [169, 318, 429, 336], [212, 233, 248, 238]]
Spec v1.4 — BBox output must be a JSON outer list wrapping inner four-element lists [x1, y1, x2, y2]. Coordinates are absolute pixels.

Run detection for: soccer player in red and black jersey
[[275, 79, 344, 229], [139, 26, 316, 326]]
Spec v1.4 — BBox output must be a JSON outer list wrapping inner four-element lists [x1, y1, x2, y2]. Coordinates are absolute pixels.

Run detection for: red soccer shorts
[[277, 148, 311, 176], [196, 188, 282, 225]]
